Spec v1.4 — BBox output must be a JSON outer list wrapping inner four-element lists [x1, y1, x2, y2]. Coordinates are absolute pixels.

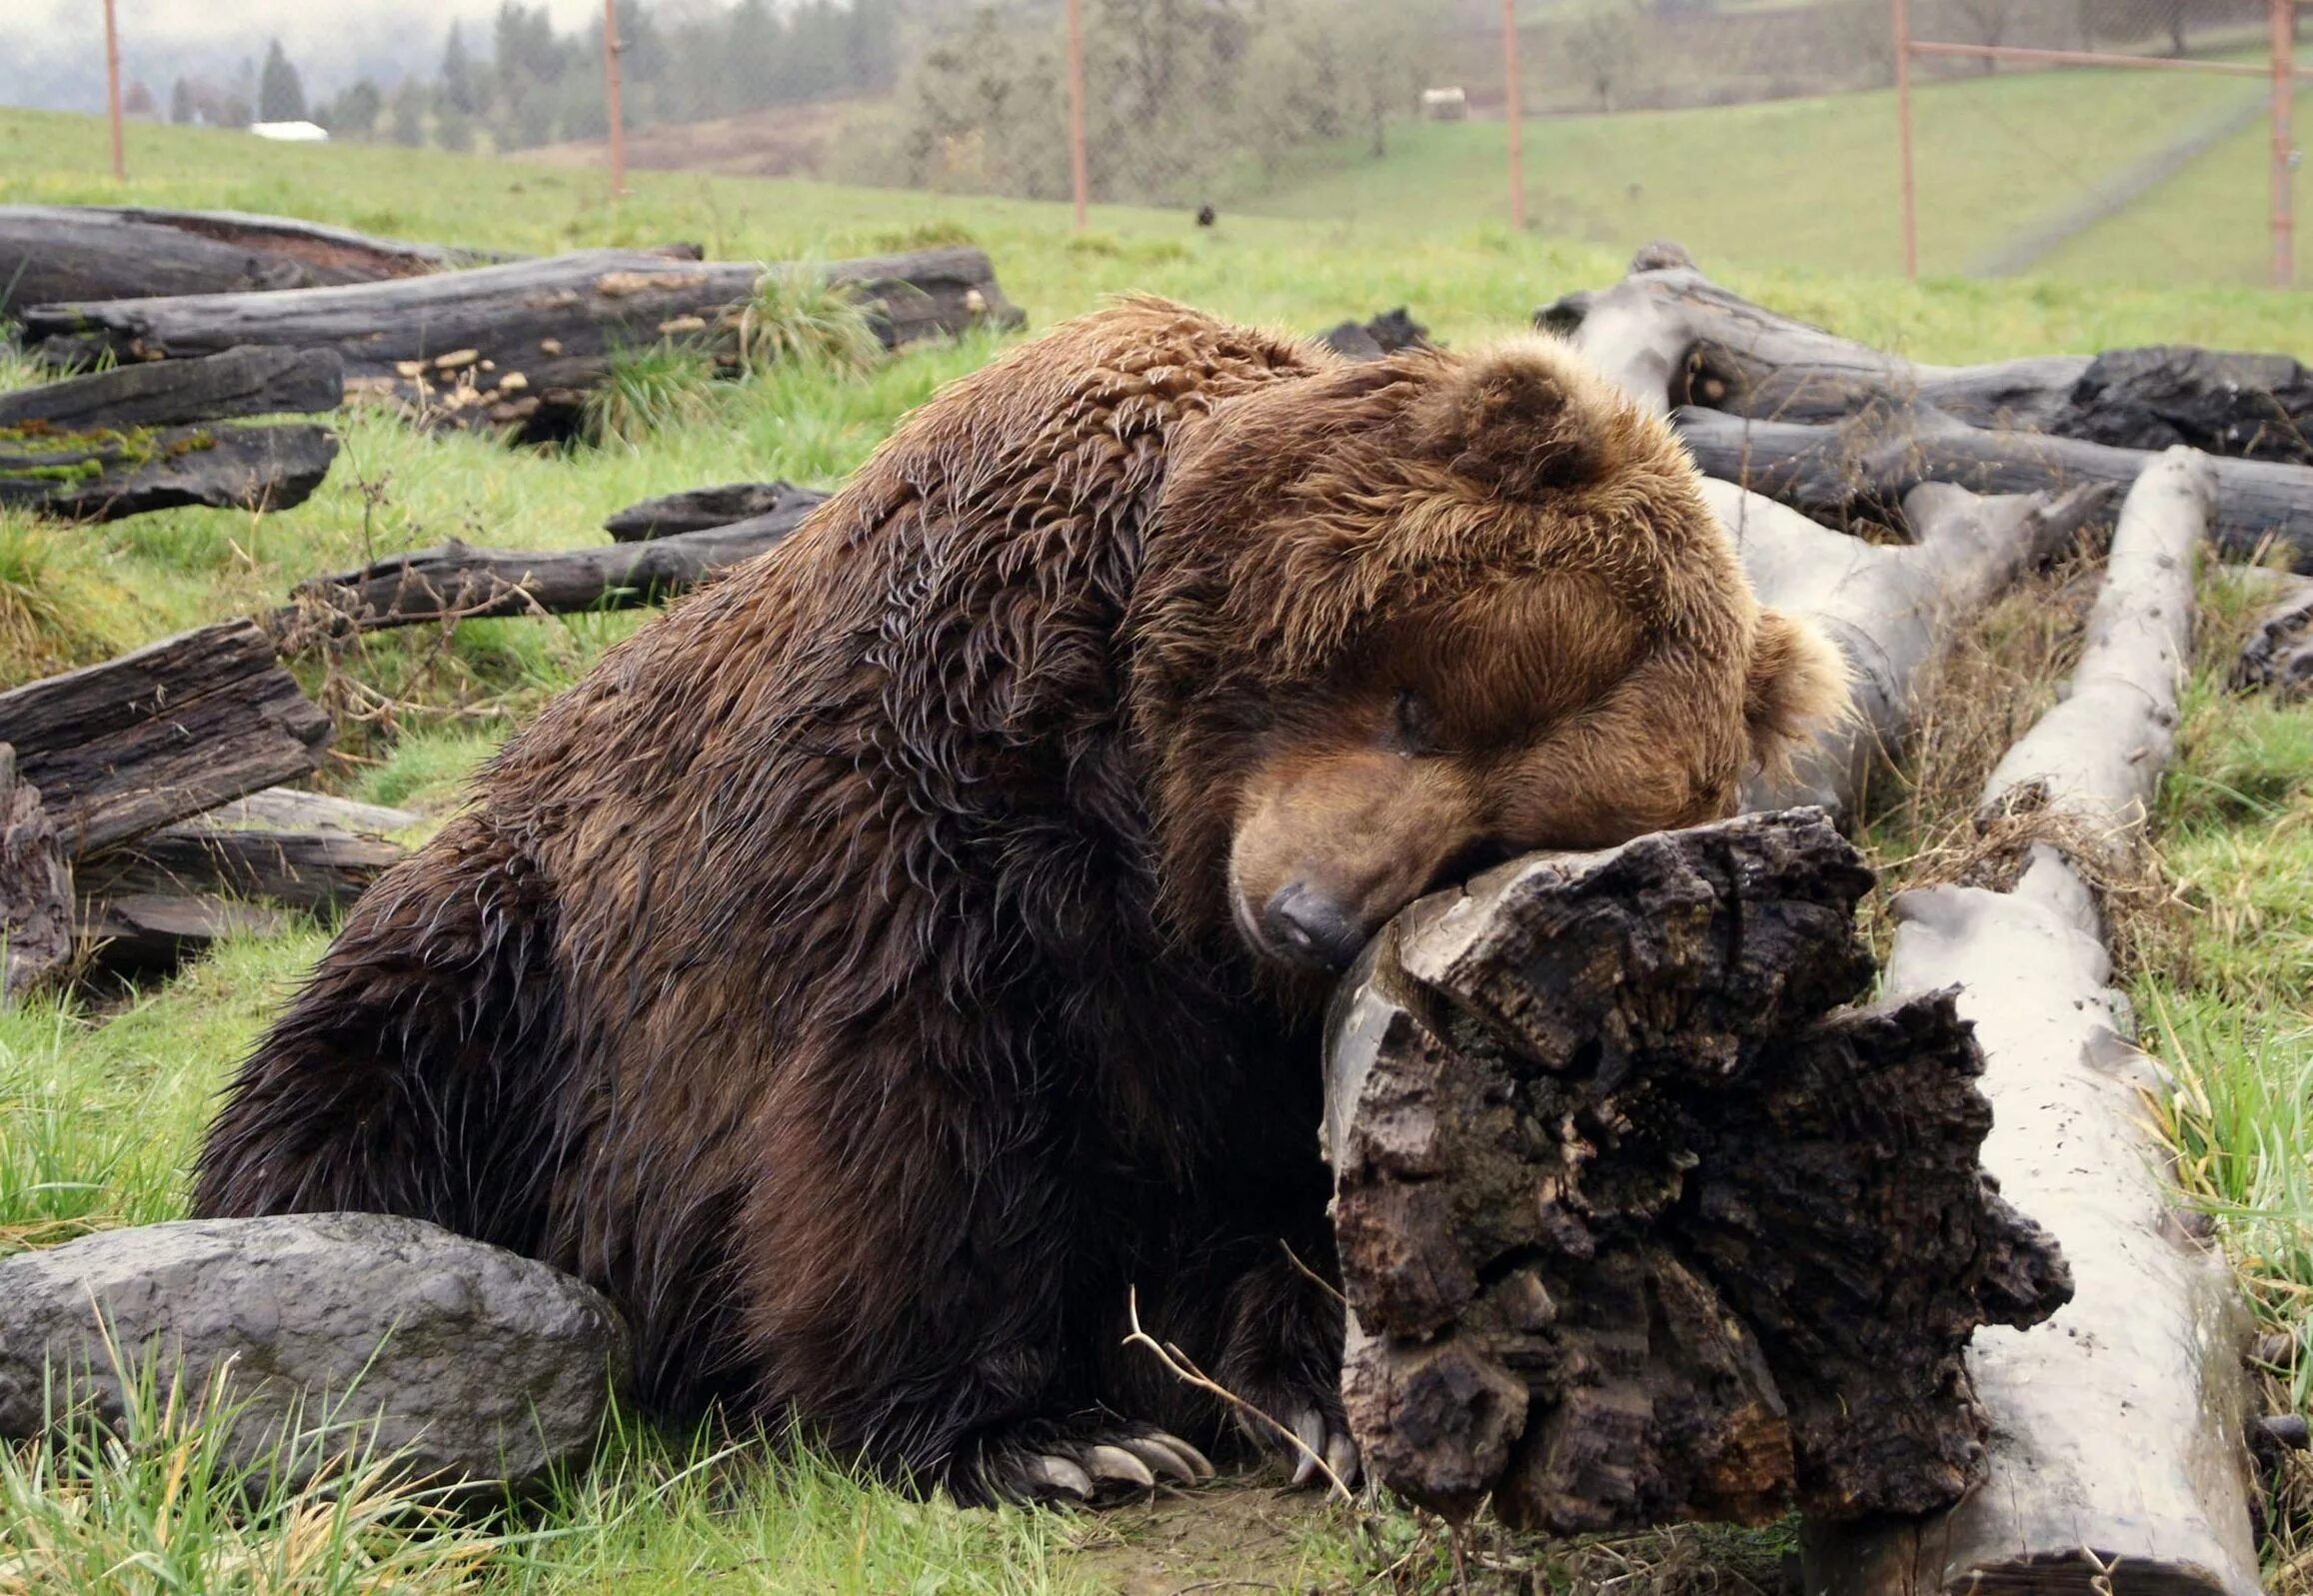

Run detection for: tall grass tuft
[[738, 267, 886, 378], [0, 516, 120, 682], [581, 342, 719, 452]]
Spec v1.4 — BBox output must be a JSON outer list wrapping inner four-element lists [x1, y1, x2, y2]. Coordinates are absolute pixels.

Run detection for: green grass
[[1, 101, 2311, 1593]]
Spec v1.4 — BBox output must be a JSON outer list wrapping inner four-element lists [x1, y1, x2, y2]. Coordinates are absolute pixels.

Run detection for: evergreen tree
[[258, 39, 307, 122], [442, 24, 479, 116], [326, 78, 383, 138], [169, 77, 194, 124]]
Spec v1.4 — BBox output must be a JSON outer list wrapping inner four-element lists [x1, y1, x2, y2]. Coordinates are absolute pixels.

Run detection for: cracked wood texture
[[0, 745, 71, 999], [21, 247, 1023, 440], [0, 621, 331, 855], [1805, 451, 2260, 1596], [1322, 809, 2071, 1535]]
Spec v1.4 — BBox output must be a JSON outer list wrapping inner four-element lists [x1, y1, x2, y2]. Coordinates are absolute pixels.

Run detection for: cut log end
[[1325, 809, 2071, 1534]]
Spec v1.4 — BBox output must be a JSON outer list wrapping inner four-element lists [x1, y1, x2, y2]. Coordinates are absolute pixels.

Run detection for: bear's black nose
[[1261, 882, 1367, 970]]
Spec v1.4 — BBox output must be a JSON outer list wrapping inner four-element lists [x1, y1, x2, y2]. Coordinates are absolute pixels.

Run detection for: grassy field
[[2, 103, 2311, 1593], [1215, 63, 2301, 285]]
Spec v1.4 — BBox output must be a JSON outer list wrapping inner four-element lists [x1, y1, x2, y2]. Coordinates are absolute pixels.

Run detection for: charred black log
[[0, 347, 343, 432], [602, 479, 827, 542], [0, 422, 338, 523]]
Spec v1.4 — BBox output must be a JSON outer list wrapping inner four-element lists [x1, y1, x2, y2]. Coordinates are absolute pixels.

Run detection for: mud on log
[[0, 422, 338, 523], [0, 620, 332, 856], [1323, 808, 2071, 1534], [276, 504, 823, 641], [1675, 404, 2313, 569], [20, 246, 1023, 439], [1540, 245, 2313, 462], [0, 205, 490, 313]]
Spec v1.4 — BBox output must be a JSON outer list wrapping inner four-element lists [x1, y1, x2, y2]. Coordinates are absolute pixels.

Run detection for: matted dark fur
[[195, 298, 1844, 1501]]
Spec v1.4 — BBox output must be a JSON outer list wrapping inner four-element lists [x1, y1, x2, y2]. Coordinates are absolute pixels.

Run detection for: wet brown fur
[[193, 299, 1842, 1497]]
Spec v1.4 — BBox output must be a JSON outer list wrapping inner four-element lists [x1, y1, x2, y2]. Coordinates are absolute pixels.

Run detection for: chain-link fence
[[21, 0, 2310, 289]]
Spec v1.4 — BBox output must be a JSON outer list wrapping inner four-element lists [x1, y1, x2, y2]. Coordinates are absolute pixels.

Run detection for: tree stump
[[1323, 808, 2072, 1534], [0, 745, 72, 999]]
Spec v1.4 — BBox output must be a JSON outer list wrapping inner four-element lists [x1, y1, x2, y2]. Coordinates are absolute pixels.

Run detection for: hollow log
[[0, 620, 332, 856], [0, 347, 343, 432], [1710, 476, 2117, 818], [0, 205, 487, 313], [20, 247, 1024, 440], [1322, 808, 2071, 1534], [602, 480, 827, 542], [1539, 246, 2313, 461], [79, 826, 403, 915], [1804, 450, 2260, 1596], [0, 745, 72, 999], [2229, 566, 2313, 699], [1674, 404, 2313, 569], [275, 505, 822, 641], [0, 422, 339, 523]]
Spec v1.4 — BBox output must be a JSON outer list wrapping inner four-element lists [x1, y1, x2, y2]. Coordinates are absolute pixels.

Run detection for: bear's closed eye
[[1389, 689, 1442, 756]]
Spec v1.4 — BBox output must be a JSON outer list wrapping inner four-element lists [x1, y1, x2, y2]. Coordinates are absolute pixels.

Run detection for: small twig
[[1122, 1285, 1353, 1503], [1276, 1238, 1346, 1308]]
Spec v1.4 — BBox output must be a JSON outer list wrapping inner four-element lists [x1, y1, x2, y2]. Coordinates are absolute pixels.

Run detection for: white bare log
[[1803, 851, 2259, 1595], [1980, 448, 2210, 837], [1709, 477, 2113, 819]]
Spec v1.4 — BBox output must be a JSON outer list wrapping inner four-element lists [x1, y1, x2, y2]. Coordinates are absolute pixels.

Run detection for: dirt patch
[[1056, 1478, 1353, 1596], [524, 98, 875, 179]]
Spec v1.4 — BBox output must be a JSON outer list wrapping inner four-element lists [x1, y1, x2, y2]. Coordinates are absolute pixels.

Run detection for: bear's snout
[[1258, 881, 1368, 970]]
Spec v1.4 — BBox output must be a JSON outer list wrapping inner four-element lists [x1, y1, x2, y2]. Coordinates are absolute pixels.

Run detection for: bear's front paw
[[1240, 1396, 1360, 1492], [962, 1422, 1215, 1507], [1214, 1246, 1360, 1491]]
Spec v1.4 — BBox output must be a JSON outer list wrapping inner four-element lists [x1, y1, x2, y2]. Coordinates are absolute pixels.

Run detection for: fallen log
[[1539, 245, 2313, 461], [276, 504, 822, 641], [20, 247, 1024, 440], [0, 620, 332, 856], [0, 205, 495, 312], [78, 826, 403, 915], [0, 422, 338, 523], [1805, 455, 2258, 1594], [0, 347, 344, 432], [1709, 476, 2117, 818], [602, 480, 827, 542], [203, 787, 421, 836], [2230, 565, 2313, 698], [1322, 808, 2071, 1534], [76, 890, 288, 971], [0, 745, 72, 999], [1675, 403, 2313, 569]]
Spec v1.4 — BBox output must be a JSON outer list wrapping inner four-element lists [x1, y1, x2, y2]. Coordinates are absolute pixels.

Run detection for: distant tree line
[[840, 0, 1444, 207]]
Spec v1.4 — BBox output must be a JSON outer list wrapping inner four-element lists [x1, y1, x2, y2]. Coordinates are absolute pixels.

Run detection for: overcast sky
[[8, 0, 640, 112]]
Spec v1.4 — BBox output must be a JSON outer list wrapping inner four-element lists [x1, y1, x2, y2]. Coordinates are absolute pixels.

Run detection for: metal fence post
[[103, 0, 124, 180], [602, 0, 628, 197], [1894, 0, 1916, 277], [1503, 0, 1525, 233], [2275, 0, 2297, 287], [1066, 0, 1089, 229]]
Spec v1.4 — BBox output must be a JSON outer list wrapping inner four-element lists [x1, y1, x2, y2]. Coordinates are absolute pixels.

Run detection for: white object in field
[[250, 120, 329, 142], [1419, 87, 1467, 121]]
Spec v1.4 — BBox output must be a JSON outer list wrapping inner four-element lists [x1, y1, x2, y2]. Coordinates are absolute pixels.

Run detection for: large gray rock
[[0, 1212, 627, 1490]]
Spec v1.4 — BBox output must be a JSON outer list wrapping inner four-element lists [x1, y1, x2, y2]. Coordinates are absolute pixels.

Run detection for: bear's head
[[1128, 335, 1845, 976]]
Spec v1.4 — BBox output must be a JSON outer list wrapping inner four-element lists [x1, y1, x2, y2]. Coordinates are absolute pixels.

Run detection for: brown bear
[[194, 297, 1843, 1504]]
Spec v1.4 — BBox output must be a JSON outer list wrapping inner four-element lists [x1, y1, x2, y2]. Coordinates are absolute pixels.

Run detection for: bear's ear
[[1405, 342, 1620, 501], [1745, 608, 1849, 779]]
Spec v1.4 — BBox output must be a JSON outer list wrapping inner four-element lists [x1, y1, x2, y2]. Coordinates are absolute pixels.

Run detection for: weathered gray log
[[1323, 808, 2071, 1534], [1539, 246, 2313, 461], [602, 479, 827, 542], [21, 247, 1024, 439], [201, 787, 420, 835], [0, 205, 486, 314], [0, 620, 332, 856], [2230, 565, 2313, 698], [1979, 448, 2208, 835], [1805, 449, 2260, 1596], [76, 890, 289, 969], [1674, 404, 2313, 569], [0, 745, 72, 998], [0, 347, 343, 431], [1712, 476, 2117, 818], [80, 826, 403, 915], [0, 422, 338, 522], [277, 507, 821, 641]]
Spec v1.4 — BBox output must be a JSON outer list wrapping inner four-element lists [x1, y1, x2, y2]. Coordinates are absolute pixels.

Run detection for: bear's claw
[[1274, 1404, 1362, 1492], [978, 1425, 1213, 1505], [1121, 1432, 1213, 1483]]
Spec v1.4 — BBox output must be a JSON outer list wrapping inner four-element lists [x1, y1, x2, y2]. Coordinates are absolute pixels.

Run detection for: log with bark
[[1804, 452, 2260, 1596], [602, 479, 827, 542], [1322, 807, 2072, 1534], [275, 503, 824, 641], [0, 745, 72, 999], [1709, 476, 2117, 818], [0, 421, 338, 523], [0, 620, 332, 856], [0, 347, 344, 432], [1539, 244, 2313, 461], [20, 246, 1025, 440], [0, 206, 499, 314], [1674, 403, 2313, 569]]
